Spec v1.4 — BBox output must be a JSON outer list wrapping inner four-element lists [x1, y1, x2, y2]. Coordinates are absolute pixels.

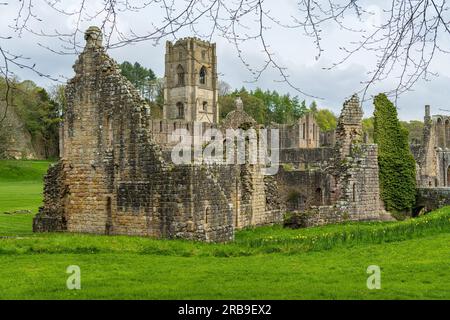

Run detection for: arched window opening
[[315, 188, 323, 205], [160, 121, 163, 132], [199, 66, 207, 84], [105, 197, 112, 235], [302, 123, 306, 139], [352, 183, 356, 202], [176, 102, 184, 119], [176, 64, 185, 86], [202, 101, 208, 111], [205, 207, 210, 224]]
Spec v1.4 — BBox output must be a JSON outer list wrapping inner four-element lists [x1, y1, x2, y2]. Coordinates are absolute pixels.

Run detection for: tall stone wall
[[332, 95, 384, 220], [276, 169, 335, 211], [335, 143, 384, 220], [33, 27, 236, 242], [279, 147, 333, 169], [415, 105, 450, 187], [416, 188, 450, 212], [34, 27, 389, 240], [276, 94, 386, 225]]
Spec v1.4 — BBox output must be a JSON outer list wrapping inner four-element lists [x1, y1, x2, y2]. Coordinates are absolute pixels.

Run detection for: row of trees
[[363, 117, 424, 145], [219, 87, 338, 130]]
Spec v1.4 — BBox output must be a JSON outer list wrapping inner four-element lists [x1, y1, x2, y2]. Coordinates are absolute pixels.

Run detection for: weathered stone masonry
[[33, 27, 237, 241], [277, 95, 387, 226], [34, 27, 388, 241]]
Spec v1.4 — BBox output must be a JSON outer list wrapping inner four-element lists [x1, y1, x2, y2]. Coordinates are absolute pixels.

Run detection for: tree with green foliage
[[49, 84, 66, 117], [401, 120, 424, 144], [313, 109, 337, 131], [0, 79, 61, 159], [309, 101, 318, 114], [362, 117, 374, 142], [119, 61, 157, 99], [373, 93, 416, 213], [219, 87, 308, 124], [219, 89, 267, 124], [365, 117, 424, 145]]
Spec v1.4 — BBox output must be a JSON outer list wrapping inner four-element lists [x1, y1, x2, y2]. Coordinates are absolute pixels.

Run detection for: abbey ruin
[[33, 27, 448, 242]]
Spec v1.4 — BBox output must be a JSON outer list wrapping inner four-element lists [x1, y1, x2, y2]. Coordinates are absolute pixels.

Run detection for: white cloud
[[1, 0, 449, 121]]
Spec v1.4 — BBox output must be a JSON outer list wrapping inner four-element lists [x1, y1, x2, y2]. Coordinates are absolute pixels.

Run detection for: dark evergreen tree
[[119, 61, 157, 98]]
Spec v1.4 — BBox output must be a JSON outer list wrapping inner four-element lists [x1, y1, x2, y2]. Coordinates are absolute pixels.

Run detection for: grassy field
[[0, 160, 449, 299], [0, 160, 51, 214]]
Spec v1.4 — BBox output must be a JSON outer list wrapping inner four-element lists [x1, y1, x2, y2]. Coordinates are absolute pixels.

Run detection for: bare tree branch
[[2, 0, 450, 124]]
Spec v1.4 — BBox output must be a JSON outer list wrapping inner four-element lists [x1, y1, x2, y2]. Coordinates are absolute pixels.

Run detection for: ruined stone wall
[[0, 101, 38, 159], [416, 187, 450, 212], [149, 119, 216, 149], [279, 147, 333, 169], [273, 94, 385, 223], [320, 130, 336, 147], [415, 106, 450, 187], [335, 143, 384, 220], [268, 113, 320, 149], [284, 205, 347, 228], [331, 95, 384, 220], [416, 107, 439, 187], [34, 27, 234, 242], [275, 169, 334, 211], [33, 161, 68, 232]]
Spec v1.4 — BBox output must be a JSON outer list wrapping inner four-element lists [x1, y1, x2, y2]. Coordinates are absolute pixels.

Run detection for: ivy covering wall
[[373, 93, 417, 212]]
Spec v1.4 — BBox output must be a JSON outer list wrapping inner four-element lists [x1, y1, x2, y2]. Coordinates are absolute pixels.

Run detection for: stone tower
[[163, 38, 219, 123]]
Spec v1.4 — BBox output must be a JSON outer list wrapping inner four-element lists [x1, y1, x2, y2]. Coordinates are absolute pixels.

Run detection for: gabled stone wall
[[33, 27, 238, 242]]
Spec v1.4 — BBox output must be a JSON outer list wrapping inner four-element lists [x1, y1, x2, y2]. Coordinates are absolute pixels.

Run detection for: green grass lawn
[[0, 160, 449, 299], [0, 160, 51, 235], [0, 160, 51, 214]]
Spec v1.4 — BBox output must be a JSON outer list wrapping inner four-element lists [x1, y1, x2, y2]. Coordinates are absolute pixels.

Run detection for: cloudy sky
[[2, 0, 450, 120]]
